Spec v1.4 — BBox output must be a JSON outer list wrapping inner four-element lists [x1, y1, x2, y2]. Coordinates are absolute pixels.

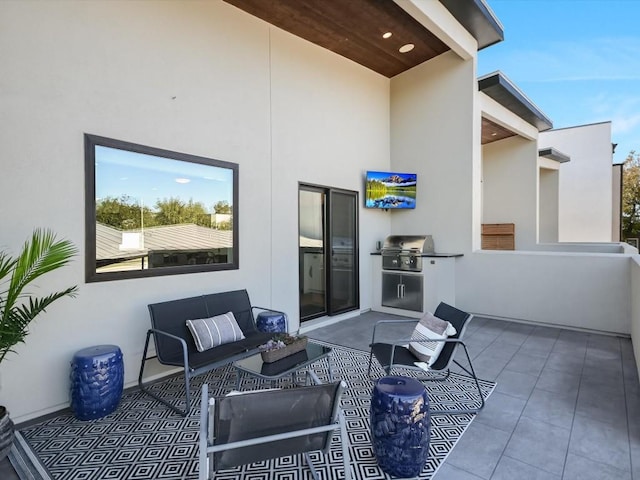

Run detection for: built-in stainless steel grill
[[380, 235, 434, 272]]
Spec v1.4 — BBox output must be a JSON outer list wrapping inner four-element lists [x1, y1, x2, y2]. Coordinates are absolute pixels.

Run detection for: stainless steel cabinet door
[[381, 272, 403, 309], [401, 274, 424, 312], [381, 272, 423, 312]]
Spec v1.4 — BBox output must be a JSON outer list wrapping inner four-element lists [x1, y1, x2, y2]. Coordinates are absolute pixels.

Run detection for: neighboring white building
[[539, 122, 615, 243]]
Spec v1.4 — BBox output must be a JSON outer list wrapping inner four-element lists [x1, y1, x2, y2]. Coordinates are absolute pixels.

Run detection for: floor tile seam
[[560, 342, 588, 480], [486, 327, 528, 381], [618, 335, 636, 480], [440, 461, 488, 480], [514, 329, 555, 384], [564, 450, 633, 476], [469, 331, 506, 359], [519, 411, 572, 433], [518, 330, 576, 480], [486, 336, 541, 480], [447, 326, 521, 480], [497, 452, 563, 478]]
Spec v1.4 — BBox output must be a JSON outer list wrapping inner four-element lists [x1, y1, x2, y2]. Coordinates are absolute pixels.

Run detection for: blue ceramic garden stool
[[256, 311, 287, 334], [370, 376, 430, 478], [70, 345, 124, 421]]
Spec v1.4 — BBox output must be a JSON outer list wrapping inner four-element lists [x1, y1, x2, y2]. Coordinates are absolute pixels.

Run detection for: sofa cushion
[[408, 311, 457, 367], [186, 312, 246, 352]]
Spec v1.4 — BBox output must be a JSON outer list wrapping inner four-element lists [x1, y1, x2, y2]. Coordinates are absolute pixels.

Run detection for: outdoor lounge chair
[[198, 381, 351, 480], [367, 302, 485, 414], [138, 289, 281, 416]]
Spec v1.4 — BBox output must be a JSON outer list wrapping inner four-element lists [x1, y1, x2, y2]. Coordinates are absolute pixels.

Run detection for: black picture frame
[[84, 133, 239, 282]]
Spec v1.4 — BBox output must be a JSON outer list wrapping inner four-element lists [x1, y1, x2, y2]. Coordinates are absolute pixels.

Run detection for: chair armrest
[[386, 337, 466, 346], [148, 328, 190, 367], [149, 328, 190, 349], [370, 318, 418, 345]]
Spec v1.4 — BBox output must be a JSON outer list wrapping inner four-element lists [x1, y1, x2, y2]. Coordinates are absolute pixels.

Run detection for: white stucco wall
[[265, 26, 391, 320], [0, 1, 391, 421], [389, 51, 477, 254], [458, 251, 631, 335], [612, 163, 622, 242], [482, 136, 540, 249], [539, 122, 613, 242], [539, 167, 559, 242]]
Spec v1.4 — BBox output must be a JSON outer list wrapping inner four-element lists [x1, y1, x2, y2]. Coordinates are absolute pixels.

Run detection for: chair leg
[[303, 452, 320, 480], [339, 410, 351, 480], [138, 330, 191, 417], [455, 343, 485, 411], [367, 349, 374, 377], [429, 344, 485, 415]]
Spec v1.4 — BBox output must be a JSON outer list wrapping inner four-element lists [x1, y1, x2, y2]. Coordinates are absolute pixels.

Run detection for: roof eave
[[478, 72, 553, 131], [439, 0, 504, 50], [539, 147, 571, 163]]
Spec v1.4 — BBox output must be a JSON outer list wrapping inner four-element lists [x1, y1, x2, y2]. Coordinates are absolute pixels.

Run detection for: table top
[[234, 341, 331, 380]]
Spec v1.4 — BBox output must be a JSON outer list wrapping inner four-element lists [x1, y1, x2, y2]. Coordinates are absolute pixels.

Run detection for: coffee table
[[234, 341, 333, 388]]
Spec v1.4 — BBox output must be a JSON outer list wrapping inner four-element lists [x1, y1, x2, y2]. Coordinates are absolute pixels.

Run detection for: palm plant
[[0, 229, 78, 364]]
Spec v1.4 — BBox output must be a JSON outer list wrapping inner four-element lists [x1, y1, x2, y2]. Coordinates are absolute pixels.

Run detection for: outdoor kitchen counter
[[370, 252, 463, 257], [371, 253, 462, 318]]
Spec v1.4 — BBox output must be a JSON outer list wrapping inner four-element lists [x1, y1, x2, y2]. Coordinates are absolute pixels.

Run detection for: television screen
[[365, 171, 417, 209]]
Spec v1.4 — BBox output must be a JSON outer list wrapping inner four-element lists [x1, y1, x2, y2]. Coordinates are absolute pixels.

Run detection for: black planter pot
[[0, 406, 15, 461]]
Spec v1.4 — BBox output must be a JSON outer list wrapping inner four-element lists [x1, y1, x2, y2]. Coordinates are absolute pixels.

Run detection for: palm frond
[[0, 229, 78, 363], [12, 287, 78, 326], [0, 252, 17, 283], [3, 229, 78, 322]]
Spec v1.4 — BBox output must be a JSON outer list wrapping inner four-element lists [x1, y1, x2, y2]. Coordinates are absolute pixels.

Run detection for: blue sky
[[478, 0, 640, 164], [95, 146, 233, 212]]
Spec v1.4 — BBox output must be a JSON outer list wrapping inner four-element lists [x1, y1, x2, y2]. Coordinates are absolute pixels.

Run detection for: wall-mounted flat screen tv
[[365, 170, 417, 209]]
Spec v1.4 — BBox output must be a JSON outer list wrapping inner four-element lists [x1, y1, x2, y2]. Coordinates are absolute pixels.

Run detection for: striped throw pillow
[[186, 312, 246, 352], [408, 311, 457, 367]]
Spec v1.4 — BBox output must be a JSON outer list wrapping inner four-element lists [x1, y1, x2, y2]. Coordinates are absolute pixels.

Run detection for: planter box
[[261, 336, 308, 363]]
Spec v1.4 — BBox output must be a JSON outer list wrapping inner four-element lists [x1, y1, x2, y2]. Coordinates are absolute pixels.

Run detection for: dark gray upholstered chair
[[198, 381, 351, 480], [368, 302, 484, 414]]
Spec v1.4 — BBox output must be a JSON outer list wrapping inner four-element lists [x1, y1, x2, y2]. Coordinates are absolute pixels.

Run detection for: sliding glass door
[[299, 187, 327, 319], [299, 185, 359, 321]]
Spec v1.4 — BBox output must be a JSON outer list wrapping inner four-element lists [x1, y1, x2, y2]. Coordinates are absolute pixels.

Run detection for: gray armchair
[[368, 302, 485, 414], [198, 381, 351, 480]]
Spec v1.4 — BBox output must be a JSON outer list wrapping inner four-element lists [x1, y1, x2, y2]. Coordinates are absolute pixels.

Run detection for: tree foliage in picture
[[0, 229, 78, 364], [622, 151, 640, 241], [96, 195, 232, 230]]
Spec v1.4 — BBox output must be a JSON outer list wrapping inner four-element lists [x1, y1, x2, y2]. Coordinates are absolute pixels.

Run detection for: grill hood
[[381, 235, 434, 254]]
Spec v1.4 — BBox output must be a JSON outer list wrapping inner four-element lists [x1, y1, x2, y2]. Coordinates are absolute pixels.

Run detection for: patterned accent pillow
[[186, 312, 246, 352], [408, 311, 457, 367]]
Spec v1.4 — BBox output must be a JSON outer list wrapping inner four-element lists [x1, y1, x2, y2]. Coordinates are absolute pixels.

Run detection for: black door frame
[[298, 183, 359, 321]]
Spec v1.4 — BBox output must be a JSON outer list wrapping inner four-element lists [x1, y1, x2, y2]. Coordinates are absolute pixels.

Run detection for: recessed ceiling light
[[491, 132, 498, 136], [382, 32, 392, 39], [399, 43, 414, 53], [175, 178, 191, 184]]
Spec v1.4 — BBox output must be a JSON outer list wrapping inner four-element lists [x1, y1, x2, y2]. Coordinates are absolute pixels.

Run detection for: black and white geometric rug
[[15, 343, 495, 480]]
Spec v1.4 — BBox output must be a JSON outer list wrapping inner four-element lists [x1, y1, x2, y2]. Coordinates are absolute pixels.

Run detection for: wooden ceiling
[[223, 0, 450, 77], [223, 1, 512, 143], [481, 117, 516, 145]]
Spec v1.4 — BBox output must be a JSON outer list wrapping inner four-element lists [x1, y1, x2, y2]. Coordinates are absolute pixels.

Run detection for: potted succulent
[[259, 333, 308, 363], [0, 229, 78, 459]]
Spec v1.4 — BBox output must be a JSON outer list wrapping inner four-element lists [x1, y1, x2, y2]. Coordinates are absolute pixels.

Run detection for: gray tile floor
[[305, 310, 640, 480]]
